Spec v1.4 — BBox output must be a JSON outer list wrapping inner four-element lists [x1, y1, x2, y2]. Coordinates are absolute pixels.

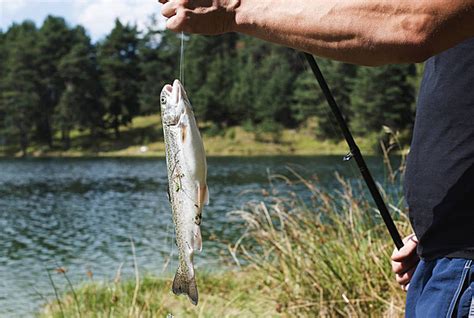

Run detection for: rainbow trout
[[160, 79, 208, 305]]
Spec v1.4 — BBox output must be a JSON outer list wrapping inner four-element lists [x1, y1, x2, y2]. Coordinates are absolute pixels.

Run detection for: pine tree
[[185, 33, 238, 124], [155, 29, 182, 83], [56, 26, 103, 149], [1, 22, 40, 156], [193, 53, 235, 124], [351, 64, 416, 135], [254, 50, 295, 126], [292, 69, 321, 123], [139, 17, 178, 115], [37, 16, 75, 147], [0, 30, 6, 150], [98, 19, 140, 138], [229, 44, 257, 125], [292, 59, 358, 139]]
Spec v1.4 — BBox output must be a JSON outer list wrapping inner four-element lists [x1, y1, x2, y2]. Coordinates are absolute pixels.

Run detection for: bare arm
[[160, 0, 474, 65]]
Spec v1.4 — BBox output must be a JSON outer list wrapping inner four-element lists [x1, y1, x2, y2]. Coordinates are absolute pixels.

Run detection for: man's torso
[[405, 37, 474, 260]]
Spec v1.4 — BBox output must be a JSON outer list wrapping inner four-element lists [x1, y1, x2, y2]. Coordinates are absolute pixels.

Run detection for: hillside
[[2, 114, 386, 157]]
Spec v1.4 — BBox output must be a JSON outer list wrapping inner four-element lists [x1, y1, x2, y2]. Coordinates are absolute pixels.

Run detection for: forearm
[[233, 0, 474, 65]]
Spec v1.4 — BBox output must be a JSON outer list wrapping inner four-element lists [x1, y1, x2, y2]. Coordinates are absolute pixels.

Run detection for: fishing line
[[179, 31, 185, 85]]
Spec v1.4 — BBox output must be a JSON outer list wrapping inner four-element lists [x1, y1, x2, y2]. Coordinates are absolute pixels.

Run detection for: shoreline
[[0, 147, 405, 159], [0, 137, 384, 158], [0, 150, 360, 159], [1, 115, 409, 159]]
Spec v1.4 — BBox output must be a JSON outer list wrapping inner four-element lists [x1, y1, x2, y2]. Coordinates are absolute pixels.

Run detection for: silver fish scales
[[160, 79, 208, 305]]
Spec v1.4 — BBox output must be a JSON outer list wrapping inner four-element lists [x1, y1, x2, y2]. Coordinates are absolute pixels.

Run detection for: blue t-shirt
[[405, 37, 474, 260]]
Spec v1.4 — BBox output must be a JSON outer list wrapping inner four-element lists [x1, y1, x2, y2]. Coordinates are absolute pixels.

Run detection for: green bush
[[255, 120, 283, 143]]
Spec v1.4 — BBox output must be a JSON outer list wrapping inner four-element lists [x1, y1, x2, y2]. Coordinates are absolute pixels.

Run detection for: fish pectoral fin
[[204, 185, 209, 205], [178, 115, 189, 143], [198, 184, 209, 207], [193, 225, 202, 252], [180, 124, 187, 143]]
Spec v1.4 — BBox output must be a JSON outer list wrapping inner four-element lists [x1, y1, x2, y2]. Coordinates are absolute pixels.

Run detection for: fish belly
[[163, 125, 202, 305]]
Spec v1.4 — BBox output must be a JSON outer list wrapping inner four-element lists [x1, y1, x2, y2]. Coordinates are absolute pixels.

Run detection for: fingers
[[166, 11, 188, 32], [158, 0, 233, 34], [391, 234, 419, 274], [390, 234, 419, 291], [391, 252, 419, 274], [161, 1, 177, 18], [161, 1, 188, 32], [391, 234, 418, 262], [395, 266, 417, 285], [402, 283, 410, 292]]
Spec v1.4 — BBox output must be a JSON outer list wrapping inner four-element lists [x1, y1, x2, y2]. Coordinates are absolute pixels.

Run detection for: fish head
[[160, 79, 192, 126]]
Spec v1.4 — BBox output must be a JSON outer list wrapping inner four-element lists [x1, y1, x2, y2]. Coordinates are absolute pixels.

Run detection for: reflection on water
[[0, 156, 398, 316]]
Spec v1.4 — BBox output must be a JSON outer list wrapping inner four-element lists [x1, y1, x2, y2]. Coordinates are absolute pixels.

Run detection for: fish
[[160, 79, 208, 306]]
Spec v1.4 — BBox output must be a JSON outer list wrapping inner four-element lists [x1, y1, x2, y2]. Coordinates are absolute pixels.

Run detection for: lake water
[[0, 156, 401, 316]]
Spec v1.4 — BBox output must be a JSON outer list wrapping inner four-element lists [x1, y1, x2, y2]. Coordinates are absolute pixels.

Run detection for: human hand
[[159, 0, 240, 35], [391, 234, 419, 292]]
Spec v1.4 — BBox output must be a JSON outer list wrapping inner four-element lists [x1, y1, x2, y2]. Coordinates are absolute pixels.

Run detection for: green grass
[[40, 271, 279, 318], [3, 115, 392, 157]]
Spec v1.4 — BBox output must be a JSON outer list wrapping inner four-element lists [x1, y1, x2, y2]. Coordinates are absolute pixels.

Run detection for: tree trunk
[[114, 116, 120, 139], [37, 118, 53, 149], [89, 127, 99, 152], [20, 131, 28, 158], [61, 129, 70, 150], [46, 115, 53, 148]]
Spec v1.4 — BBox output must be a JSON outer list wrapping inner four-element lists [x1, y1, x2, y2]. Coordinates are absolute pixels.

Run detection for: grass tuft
[[232, 168, 411, 317], [40, 271, 278, 318]]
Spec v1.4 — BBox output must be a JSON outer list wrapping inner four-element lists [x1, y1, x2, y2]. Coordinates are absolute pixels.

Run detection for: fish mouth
[[164, 84, 173, 94], [162, 80, 183, 106], [172, 79, 183, 104], [161, 79, 189, 126], [161, 80, 184, 126]]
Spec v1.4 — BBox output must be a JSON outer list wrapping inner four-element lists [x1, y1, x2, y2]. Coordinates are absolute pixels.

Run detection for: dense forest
[[0, 15, 420, 156]]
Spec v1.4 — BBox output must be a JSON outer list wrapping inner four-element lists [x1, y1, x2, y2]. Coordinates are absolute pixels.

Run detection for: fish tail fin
[[172, 268, 198, 305]]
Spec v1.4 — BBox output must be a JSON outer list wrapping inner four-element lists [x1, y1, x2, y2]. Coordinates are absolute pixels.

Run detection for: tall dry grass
[[232, 148, 411, 317]]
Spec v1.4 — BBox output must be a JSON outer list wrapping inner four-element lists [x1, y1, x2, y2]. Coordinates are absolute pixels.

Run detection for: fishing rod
[[302, 52, 404, 250]]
